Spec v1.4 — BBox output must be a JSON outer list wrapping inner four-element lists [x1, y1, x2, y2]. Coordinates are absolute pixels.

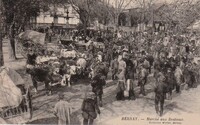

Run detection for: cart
[[16, 30, 47, 58], [0, 67, 32, 124]]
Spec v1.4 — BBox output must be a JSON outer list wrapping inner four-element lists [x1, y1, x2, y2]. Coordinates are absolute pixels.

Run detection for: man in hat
[[138, 64, 148, 96], [82, 92, 100, 125], [110, 57, 119, 80], [143, 57, 150, 72], [91, 71, 106, 107], [27, 48, 37, 67], [26, 48, 38, 92], [174, 65, 183, 93], [165, 67, 176, 99], [124, 57, 136, 100], [54, 92, 72, 125]]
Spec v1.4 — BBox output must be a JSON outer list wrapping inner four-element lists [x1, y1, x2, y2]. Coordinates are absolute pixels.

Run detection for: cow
[[28, 65, 62, 95], [60, 49, 77, 59], [76, 57, 87, 77], [93, 42, 105, 50], [59, 58, 88, 87], [59, 58, 80, 87]]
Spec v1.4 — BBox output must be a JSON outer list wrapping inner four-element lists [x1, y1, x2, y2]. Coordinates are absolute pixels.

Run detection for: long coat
[[117, 59, 126, 81], [91, 74, 106, 95], [165, 71, 176, 92], [174, 67, 183, 86], [124, 59, 135, 80], [81, 98, 100, 120], [54, 100, 72, 125]]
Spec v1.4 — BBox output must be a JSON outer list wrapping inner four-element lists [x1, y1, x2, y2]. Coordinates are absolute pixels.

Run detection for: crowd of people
[[25, 28, 200, 124]]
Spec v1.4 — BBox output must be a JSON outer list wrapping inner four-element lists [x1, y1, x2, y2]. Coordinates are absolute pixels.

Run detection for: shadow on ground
[[27, 111, 81, 124]]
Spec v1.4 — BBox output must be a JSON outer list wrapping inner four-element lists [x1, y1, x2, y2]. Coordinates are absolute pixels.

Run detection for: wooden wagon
[[0, 67, 32, 124]]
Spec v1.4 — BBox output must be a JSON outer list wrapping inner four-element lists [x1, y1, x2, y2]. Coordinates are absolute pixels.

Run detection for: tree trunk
[[0, 32, 4, 66], [8, 23, 16, 60], [0, 0, 4, 66], [114, 14, 119, 31]]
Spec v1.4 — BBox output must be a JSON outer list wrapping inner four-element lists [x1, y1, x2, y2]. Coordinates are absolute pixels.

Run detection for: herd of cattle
[[26, 38, 108, 95], [25, 33, 200, 117]]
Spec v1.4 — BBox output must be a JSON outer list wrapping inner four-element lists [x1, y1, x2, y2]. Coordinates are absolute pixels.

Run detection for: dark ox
[[28, 65, 62, 95]]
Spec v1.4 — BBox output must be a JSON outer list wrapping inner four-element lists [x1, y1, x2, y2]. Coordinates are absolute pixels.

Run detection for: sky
[[107, 0, 174, 9]]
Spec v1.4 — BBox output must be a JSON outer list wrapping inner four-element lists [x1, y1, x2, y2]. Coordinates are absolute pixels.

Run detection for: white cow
[[76, 58, 87, 71], [61, 65, 79, 87], [36, 56, 58, 64], [93, 42, 105, 49], [60, 49, 77, 58], [36, 56, 49, 64]]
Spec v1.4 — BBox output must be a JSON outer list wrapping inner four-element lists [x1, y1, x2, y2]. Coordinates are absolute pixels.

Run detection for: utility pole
[[0, 0, 4, 66]]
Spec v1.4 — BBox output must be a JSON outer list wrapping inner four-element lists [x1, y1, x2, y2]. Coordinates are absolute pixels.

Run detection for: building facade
[[30, 4, 80, 30]]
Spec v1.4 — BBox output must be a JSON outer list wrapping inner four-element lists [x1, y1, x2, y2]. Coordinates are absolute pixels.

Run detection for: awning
[[18, 30, 46, 45]]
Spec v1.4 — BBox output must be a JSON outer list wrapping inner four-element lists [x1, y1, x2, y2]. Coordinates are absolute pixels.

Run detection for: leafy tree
[[2, 0, 41, 60], [102, 0, 134, 27]]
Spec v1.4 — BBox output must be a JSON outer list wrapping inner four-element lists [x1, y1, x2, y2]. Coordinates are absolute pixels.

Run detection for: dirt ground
[[2, 39, 200, 125]]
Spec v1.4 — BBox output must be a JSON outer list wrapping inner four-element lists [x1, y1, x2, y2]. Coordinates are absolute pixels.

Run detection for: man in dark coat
[[26, 49, 38, 92], [154, 72, 167, 116], [124, 58, 136, 100], [185, 43, 190, 54], [138, 64, 148, 96], [82, 92, 100, 125], [146, 54, 154, 73], [26, 52, 37, 67], [110, 57, 119, 80], [164, 68, 176, 99], [91, 72, 106, 107]]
